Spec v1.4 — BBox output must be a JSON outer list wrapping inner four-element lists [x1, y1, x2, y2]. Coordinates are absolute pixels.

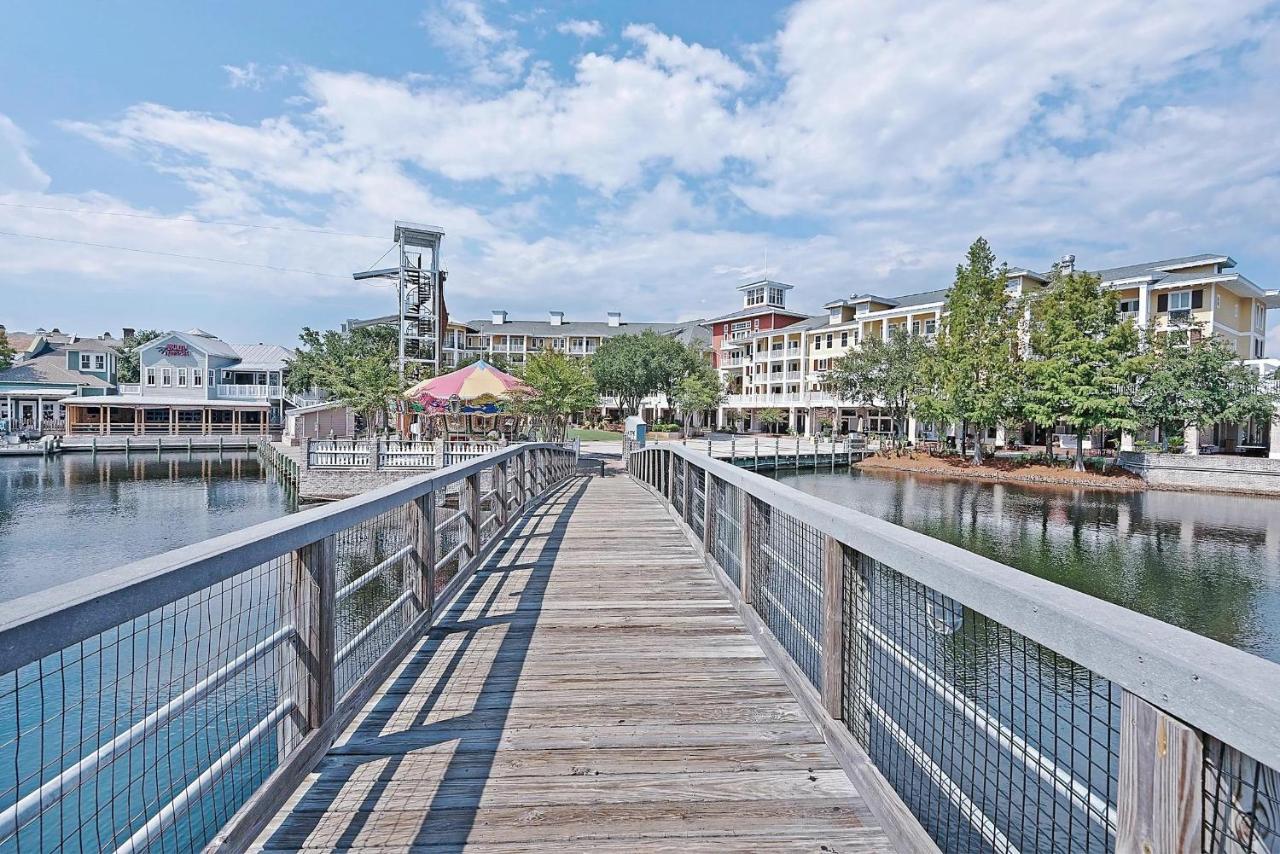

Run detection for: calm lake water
[[775, 467, 1280, 664], [0, 450, 297, 599]]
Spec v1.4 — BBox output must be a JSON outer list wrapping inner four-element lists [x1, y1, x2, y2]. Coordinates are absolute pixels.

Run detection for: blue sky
[[2, 0, 1279, 348]]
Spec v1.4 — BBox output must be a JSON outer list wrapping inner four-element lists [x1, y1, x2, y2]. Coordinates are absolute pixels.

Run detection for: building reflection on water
[[777, 468, 1280, 663]]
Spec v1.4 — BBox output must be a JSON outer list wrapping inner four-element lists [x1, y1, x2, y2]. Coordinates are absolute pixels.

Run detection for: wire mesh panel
[[0, 556, 298, 853], [672, 457, 685, 518], [708, 476, 742, 586], [333, 503, 418, 698], [434, 481, 466, 593], [689, 463, 706, 535], [842, 551, 1119, 853], [1205, 737, 1280, 852], [747, 498, 823, 688]]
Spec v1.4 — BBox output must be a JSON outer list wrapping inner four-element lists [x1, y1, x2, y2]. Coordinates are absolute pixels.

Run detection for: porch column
[[99, 404, 105, 435], [135, 407, 141, 435], [1183, 424, 1199, 455], [169, 406, 176, 435], [908, 416, 918, 445], [35, 397, 43, 431], [234, 409, 240, 435], [105, 407, 112, 436], [260, 410, 266, 435], [1270, 417, 1280, 460]]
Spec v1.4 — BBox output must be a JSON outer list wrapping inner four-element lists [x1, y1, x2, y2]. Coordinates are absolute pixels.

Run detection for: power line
[[0, 229, 357, 280], [0, 201, 386, 240]]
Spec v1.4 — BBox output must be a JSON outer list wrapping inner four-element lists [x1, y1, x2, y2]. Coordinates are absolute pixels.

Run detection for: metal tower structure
[[353, 221, 445, 380]]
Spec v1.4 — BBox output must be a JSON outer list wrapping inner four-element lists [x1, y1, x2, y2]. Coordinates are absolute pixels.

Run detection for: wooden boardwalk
[[253, 468, 897, 851]]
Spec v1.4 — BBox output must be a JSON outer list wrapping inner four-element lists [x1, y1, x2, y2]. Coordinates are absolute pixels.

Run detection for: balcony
[[118, 383, 141, 396], [216, 384, 275, 400]]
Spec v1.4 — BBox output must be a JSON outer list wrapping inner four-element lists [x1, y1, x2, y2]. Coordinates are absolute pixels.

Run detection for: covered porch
[[61, 396, 271, 436]]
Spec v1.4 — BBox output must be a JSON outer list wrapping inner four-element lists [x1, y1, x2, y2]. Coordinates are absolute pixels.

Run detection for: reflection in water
[[0, 451, 297, 599], [776, 468, 1280, 664]]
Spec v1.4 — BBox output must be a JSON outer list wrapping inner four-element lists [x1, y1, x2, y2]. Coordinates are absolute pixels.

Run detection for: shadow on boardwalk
[[263, 477, 589, 852]]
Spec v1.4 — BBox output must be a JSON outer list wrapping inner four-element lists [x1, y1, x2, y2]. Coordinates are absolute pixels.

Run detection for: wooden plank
[[821, 534, 844, 718], [1117, 691, 1203, 854], [251, 470, 903, 853]]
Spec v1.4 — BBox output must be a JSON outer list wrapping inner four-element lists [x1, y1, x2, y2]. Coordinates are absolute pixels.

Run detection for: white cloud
[[221, 62, 291, 90], [6, 0, 1280, 340], [425, 0, 530, 86], [0, 114, 51, 192], [556, 19, 603, 39]]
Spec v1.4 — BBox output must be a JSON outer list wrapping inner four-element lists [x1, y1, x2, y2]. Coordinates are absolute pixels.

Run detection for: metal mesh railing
[[672, 457, 685, 518], [747, 497, 824, 689], [0, 443, 575, 854], [1205, 738, 1280, 852], [689, 466, 706, 535], [708, 476, 742, 586], [845, 551, 1118, 853], [0, 556, 298, 853], [626, 445, 1280, 854]]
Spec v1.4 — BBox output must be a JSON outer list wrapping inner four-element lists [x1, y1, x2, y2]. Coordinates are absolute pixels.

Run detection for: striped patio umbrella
[[405, 360, 531, 412]]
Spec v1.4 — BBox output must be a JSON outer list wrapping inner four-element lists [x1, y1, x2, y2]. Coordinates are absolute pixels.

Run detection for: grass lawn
[[567, 427, 624, 442]]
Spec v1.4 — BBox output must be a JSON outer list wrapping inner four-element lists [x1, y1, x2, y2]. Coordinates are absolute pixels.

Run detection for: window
[[176, 368, 187, 387], [208, 369, 214, 387], [911, 321, 921, 336], [80, 354, 92, 370], [924, 320, 937, 336], [1168, 291, 1192, 312], [146, 368, 156, 386], [1118, 298, 1139, 315], [814, 337, 822, 350], [746, 288, 765, 306], [161, 368, 172, 387], [94, 354, 105, 371], [826, 334, 833, 348], [768, 287, 784, 305], [193, 369, 203, 387], [829, 308, 842, 322], [840, 331, 848, 347]]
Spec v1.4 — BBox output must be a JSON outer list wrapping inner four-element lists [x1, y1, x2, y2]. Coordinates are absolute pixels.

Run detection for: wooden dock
[[252, 468, 897, 851]]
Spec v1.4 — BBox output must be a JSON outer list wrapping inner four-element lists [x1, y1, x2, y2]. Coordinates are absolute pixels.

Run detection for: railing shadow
[[261, 475, 590, 851]]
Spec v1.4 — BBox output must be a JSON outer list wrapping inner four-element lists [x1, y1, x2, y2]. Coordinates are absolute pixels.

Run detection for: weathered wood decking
[[253, 467, 896, 851]]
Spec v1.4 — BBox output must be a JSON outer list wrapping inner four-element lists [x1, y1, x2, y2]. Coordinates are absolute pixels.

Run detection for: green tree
[[825, 326, 929, 451], [590, 330, 695, 416], [287, 325, 404, 434], [1024, 267, 1139, 470], [672, 359, 724, 437], [509, 351, 598, 443], [1131, 327, 1278, 452], [925, 237, 1023, 463], [116, 329, 165, 383], [0, 328, 13, 372], [757, 407, 785, 433]]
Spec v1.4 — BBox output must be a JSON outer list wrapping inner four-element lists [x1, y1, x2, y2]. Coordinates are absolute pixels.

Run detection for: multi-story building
[[713, 254, 1278, 447], [59, 329, 304, 435], [0, 330, 122, 433], [357, 310, 710, 420]]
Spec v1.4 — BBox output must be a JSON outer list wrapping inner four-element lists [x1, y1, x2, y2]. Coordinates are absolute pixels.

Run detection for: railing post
[[702, 468, 713, 551], [739, 494, 754, 604], [1116, 691, 1203, 854], [821, 535, 844, 719], [682, 456, 692, 524], [463, 471, 481, 564], [496, 460, 509, 529], [409, 492, 436, 616], [369, 437, 380, 471], [302, 436, 311, 471], [280, 535, 335, 757]]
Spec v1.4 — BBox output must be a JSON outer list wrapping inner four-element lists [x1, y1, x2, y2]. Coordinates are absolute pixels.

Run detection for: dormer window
[[768, 286, 784, 306], [745, 287, 765, 307]]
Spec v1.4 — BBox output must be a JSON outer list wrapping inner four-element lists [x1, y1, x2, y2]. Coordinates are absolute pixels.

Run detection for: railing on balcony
[[627, 443, 1280, 854], [305, 439, 504, 470], [117, 383, 141, 395], [216, 384, 274, 399], [0, 443, 577, 853]]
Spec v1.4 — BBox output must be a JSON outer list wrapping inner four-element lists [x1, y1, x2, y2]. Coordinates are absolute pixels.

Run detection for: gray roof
[[701, 305, 813, 325], [229, 343, 294, 372], [145, 331, 240, 359], [471, 318, 680, 337], [0, 350, 113, 389]]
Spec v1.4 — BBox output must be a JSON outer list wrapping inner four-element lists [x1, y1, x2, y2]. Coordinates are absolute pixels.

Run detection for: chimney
[[607, 311, 622, 328], [549, 310, 564, 327], [1059, 254, 1076, 274], [491, 310, 507, 325], [122, 327, 136, 341]]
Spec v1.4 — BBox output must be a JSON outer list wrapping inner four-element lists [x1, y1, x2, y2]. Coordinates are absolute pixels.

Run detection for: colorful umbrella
[[405, 360, 531, 412]]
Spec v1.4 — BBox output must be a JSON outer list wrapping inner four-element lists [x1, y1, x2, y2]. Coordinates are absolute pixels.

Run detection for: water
[[776, 467, 1280, 664], [0, 450, 297, 600]]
